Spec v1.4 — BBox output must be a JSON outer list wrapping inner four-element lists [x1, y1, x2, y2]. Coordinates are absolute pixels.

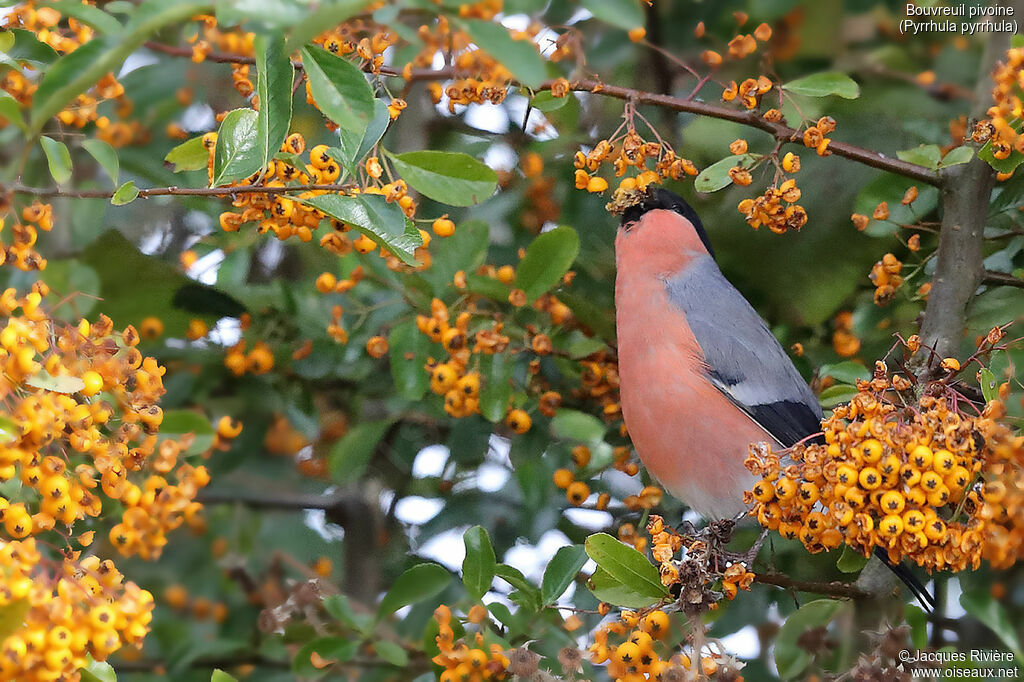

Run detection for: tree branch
[[6, 181, 357, 200], [754, 572, 870, 600], [913, 1, 1016, 366], [141, 42, 941, 185], [982, 269, 1024, 289]]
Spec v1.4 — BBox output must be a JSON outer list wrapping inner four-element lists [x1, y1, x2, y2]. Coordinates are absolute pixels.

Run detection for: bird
[[613, 187, 933, 609]]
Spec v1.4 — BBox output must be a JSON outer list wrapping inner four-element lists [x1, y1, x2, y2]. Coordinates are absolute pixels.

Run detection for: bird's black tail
[[874, 547, 935, 612]]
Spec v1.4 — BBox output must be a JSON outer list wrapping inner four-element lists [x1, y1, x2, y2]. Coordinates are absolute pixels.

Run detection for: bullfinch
[[614, 187, 932, 608]]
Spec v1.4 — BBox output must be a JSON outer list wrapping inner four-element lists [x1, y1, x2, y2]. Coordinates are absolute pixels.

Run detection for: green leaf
[[516, 226, 579, 302], [377, 563, 451, 619], [0, 598, 28, 641], [494, 564, 542, 612], [1, 29, 59, 69], [0, 416, 19, 446], [374, 640, 409, 667], [782, 71, 860, 99], [457, 19, 546, 89], [165, 136, 210, 172], [836, 546, 869, 573], [462, 526, 497, 600], [939, 145, 974, 168], [26, 371, 85, 394], [774, 599, 848, 679], [82, 138, 119, 185], [694, 154, 756, 193], [211, 671, 238, 682], [0, 94, 27, 134], [158, 410, 215, 456], [388, 320, 430, 400], [39, 260, 101, 320], [39, 135, 72, 184], [551, 409, 604, 444], [292, 637, 357, 676], [387, 150, 497, 206], [300, 44, 374, 134], [530, 91, 570, 112], [818, 361, 870, 384], [254, 33, 293, 172], [211, 108, 260, 186], [583, 0, 644, 30], [39, 1, 122, 34], [960, 590, 1023, 662], [30, 2, 211, 133], [853, 172, 939, 237], [323, 594, 374, 635], [905, 605, 928, 649], [79, 658, 117, 682], [584, 533, 668, 600], [331, 98, 390, 170], [328, 419, 393, 483], [896, 144, 941, 170], [979, 137, 1024, 174], [541, 545, 587, 605], [818, 384, 858, 408], [979, 368, 998, 403], [296, 193, 423, 265], [587, 567, 660, 608], [111, 181, 139, 206], [478, 352, 514, 423]]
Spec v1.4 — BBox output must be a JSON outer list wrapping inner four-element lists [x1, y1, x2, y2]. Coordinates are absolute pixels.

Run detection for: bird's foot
[[718, 528, 770, 570]]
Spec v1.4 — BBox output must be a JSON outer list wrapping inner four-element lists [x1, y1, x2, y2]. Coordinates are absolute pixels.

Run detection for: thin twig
[[982, 270, 1024, 289], [754, 572, 871, 600]]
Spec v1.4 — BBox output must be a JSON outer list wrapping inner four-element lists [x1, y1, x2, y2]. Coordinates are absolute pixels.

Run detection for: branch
[[198, 488, 352, 512], [754, 572, 870, 600], [7, 181, 356, 200], [142, 42, 941, 185], [982, 269, 1024, 289]]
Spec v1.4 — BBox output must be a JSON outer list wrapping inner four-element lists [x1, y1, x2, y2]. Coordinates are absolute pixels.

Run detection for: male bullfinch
[[613, 187, 932, 608]]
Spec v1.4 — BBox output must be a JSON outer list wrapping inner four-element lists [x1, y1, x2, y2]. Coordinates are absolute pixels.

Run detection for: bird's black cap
[[620, 187, 715, 258]]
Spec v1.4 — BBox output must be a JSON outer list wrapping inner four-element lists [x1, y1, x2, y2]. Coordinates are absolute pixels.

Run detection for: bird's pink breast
[[614, 263, 771, 519]]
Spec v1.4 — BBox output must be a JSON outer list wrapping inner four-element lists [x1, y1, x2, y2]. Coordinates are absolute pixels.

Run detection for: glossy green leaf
[[694, 154, 756, 193], [979, 368, 998, 402], [530, 90, 570, 112], [322, 594, 374, 635], [388, 320, 430, 400], [905, 605, 928, 649], [165, 136, 210, 172], [939, 145, 974, 168], [853, 172, 939, 237], [39, 135, 72, 184], [583, 0, 644, 30], [896, 144, 941, 170], [377, 563, 451, 618], [301, 44, 374, 134], [26, 371, 85, 394], [211, 671, 238, 682], [79, 658, 117, 682], [387, 150, 497, 206], [551, 409, 604, 444], [541, 544, 587, 605], [494, 564, 542, 612], [286, 0, 370, 50], [374, 640, 409, 667], [587, 567, 660, 608], [836, 546, 869, 573], [1, 28, 59, 70], [774, 599, 848, 679], [254, 33, 293, 172], [457, 19, 546, 89], [297, 193, 423, 265], [211, 108, 260, 186], [82, 138, 119, 185], [462, 526, 497, 600], [0, 416, 19, 446], [0, 94, 27, 134], [516, 226, 579, 302], [818, 361, 870, 384], [818, 384, 858, 407], [979, 137, 1024, 174], [328, 419, 393, 483], [782, 71, 860, 99], [158, 410, 215, 455], [478, 352, 514, 423], [331, 98, 390, 170], [111, 181, 138, 206], [30, 2, 211, 133], [584, 533, 667, 600], [0, 598, 28, 641]]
